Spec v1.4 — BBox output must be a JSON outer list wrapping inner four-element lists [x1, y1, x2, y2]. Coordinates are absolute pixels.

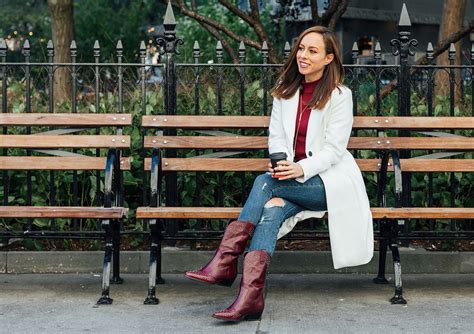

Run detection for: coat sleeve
[[268, 97, 290, 156], [296, 87, 353, 183]]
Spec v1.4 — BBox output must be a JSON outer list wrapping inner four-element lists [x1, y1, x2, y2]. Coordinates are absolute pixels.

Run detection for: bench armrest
[[377, 150, 403, 213], [150, 148, 162, 207], [104, 148, 123, 209]]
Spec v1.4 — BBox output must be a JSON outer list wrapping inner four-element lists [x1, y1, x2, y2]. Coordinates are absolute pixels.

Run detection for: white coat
[[269, 85, 374, 269]]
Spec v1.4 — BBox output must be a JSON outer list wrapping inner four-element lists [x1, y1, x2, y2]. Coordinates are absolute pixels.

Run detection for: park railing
[[0, 4, 473, 247]]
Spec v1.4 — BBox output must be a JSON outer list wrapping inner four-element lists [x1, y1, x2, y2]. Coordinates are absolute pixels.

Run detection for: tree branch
[[321, 0, 342, 25], [169, 0, 281, 63], [190, 0, 238, 63], [175, 0, 261, 50], [218, 0, 255, 26], [310, 0, 319, 24], [247, 0, 279, 63], [327, 0, 348, 30]]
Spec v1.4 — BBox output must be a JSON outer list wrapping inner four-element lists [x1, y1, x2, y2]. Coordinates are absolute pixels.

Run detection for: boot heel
[[217, 277, 235, 287], [244, 312, 262, 321]]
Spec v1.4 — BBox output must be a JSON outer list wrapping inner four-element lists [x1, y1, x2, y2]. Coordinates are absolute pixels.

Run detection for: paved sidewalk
[[1, 273, 473, 333]]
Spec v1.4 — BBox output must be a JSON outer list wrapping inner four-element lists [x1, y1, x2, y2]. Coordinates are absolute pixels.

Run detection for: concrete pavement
[[1, 273, 473, 333]]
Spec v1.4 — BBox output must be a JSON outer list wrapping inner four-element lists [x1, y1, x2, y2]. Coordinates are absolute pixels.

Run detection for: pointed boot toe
[[212, 309, 262, 322]]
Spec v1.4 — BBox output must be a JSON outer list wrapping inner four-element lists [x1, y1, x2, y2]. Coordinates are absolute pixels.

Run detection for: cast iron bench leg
[[374, 221, 390, 284], [373, 238, 389, 284], [144, 219, 161, 305], [98, 220, 113, 305], [111, 219, 123, 284], [389, 220, 407, 304]]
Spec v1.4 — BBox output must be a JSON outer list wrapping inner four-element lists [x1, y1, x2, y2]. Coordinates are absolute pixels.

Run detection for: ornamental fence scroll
[[0, 3, 473, 245]]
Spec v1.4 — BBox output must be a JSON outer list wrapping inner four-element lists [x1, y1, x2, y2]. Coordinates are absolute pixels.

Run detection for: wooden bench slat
[[0, 135, 130, 148], [0, 157, 131, 170], [144, 158, 474, 172], [0, 206, 128, 219], [144, 136, 268, 149], [349, 137, 474, 150], [0, 113, 132, 126], [142, 115, 474, 130], [142, 115, 270, 128], [136, 207, 474, 219], [145, 136, 474, 150]]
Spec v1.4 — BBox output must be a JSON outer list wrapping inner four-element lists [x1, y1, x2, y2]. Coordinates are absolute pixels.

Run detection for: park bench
[[0, 113, 131, 304], [137, 114, 474, 305]]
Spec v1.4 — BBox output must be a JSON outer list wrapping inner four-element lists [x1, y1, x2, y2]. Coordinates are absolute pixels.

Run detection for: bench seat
[[136, 207, 474, 220], [0, 206, 128, 219]]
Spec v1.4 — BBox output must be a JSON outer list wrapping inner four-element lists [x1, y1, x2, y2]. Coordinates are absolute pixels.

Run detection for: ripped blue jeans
[[238, 172, 327, 256]]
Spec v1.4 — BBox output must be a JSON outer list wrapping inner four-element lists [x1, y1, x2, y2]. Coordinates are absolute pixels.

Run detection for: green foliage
[[175, 2, 285, 63], [74, 0, 165, 62]]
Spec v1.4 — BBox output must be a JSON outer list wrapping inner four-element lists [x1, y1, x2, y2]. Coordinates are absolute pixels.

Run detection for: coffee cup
[[269, 152, 287, 169]]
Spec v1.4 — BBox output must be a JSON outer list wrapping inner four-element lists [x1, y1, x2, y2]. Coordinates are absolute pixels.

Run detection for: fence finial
[[163, 1, 176, 33], [0, 38, 7, 52], [351, 42, 359, 62], [193, 40, 200, 62], [261, 41, 268, 64], [22, 39, 31, 55], [70, 40, 77, 60], [116, 40, 123, 51], [47, 40, 54, 58], [239, 41, 245, 62], [398, 3, 411, 27], [284, 41, 291, 59], [426, 42, 434, 63], [448, 43, 456, 61], [216, 40, 223, 62], [374, 41, 381, 59], [471, 42, 474, 61]]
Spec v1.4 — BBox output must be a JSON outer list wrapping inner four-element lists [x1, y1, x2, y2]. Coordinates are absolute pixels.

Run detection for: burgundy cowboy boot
[[185, 220, 254, 286], [212, 249, 270, 322]]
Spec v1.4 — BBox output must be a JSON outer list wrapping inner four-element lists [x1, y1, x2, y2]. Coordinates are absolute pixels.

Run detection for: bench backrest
[[142, 115, 474, 173], [0, 113, 132, 170]]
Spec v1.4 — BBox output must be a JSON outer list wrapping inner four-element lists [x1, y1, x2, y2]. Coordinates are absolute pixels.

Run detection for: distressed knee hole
[[264, 197, 285, 208]]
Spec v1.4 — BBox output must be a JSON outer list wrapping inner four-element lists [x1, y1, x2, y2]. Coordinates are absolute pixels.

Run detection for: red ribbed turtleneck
[[293, 79, 319, 162]]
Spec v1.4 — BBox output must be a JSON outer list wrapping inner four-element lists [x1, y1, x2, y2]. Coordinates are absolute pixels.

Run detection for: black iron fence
[[0, 4, 473, 247]]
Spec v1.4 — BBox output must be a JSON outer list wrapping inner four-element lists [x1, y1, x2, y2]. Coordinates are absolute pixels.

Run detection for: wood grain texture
[[136, 207, 474, 219], [144, 136, 267, 149], [142, 115, 474, 130], [0, 113, 132, 126], [0, 135, 130, 148], [144, 158, 474, 172], [144, 136, 474, 150], [0, 157, 131, 170], [352, 116, 474, 129], [0, 206, 128, 218], [142, 115, 270, 128]]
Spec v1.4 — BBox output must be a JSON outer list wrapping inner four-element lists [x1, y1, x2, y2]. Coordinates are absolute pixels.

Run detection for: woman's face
[[296, 32, 334, 82]]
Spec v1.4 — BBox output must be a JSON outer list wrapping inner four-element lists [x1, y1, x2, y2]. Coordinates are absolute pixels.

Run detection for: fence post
[[390, 4, 418, 210], [156, 2, 183, 241], [0, 39, 8, 207]]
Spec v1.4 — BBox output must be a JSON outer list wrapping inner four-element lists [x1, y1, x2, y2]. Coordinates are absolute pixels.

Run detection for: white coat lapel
[[282, 91, 299, 145]]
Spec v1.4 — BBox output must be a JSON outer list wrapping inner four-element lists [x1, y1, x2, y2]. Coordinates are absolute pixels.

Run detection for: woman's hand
[[271, 160, 304, 180]]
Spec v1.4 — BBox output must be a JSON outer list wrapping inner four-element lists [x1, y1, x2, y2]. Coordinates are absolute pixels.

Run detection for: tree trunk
[[435, 0, 466, 100], [48, 0, 74, 107]]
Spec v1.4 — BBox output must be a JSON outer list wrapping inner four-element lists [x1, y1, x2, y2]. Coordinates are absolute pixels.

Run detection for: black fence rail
[[0, 4, 473, 248]]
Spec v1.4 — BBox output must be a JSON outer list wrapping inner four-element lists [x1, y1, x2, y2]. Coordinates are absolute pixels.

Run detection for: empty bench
[[0, 113, 131, 304], [137, 114, 474, 304]]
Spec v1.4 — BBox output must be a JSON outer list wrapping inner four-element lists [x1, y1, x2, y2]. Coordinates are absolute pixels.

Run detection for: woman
[[185, 26, 373, 322]]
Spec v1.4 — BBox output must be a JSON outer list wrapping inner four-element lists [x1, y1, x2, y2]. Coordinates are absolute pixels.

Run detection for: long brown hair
[[272, 26, 344, 110]]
